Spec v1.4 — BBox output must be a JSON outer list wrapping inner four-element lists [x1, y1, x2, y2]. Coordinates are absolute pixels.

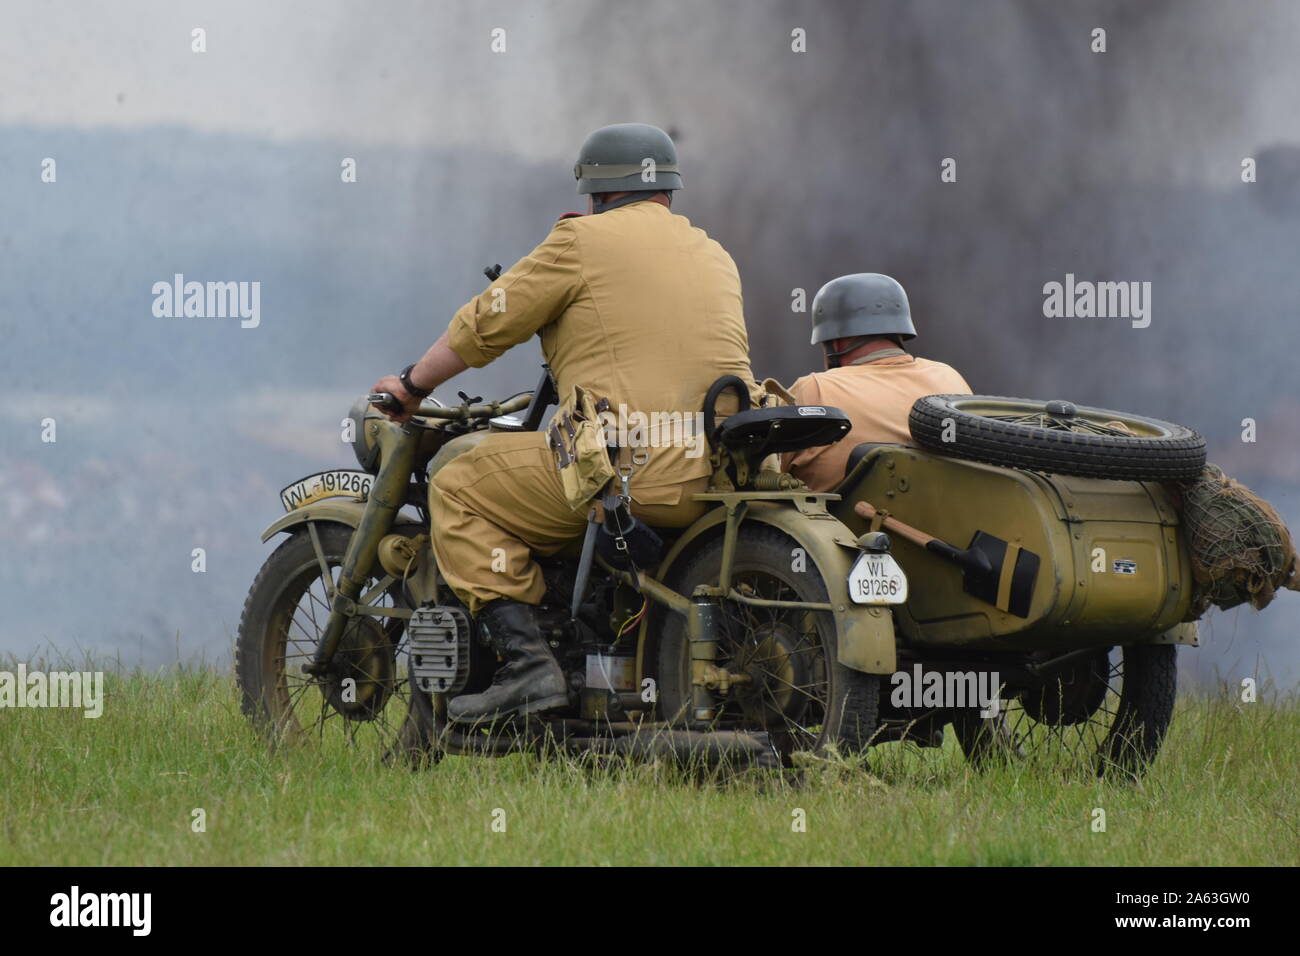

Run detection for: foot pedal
[[409, 606, 471, 694]]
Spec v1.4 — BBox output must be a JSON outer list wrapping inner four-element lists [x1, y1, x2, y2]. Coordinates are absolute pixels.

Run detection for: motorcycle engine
[[408, 606, 473, 695]]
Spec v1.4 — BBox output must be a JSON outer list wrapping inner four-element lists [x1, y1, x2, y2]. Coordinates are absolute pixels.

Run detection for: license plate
[[848, 552, 908, 605], [280, 470, 373, 512]]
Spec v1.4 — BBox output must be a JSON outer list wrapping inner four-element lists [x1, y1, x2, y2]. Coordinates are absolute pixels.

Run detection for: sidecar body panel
[[832, 446, 1193, 651]]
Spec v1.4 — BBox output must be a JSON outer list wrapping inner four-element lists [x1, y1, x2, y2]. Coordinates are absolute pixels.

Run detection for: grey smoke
[[1, 0, 1296, 686]]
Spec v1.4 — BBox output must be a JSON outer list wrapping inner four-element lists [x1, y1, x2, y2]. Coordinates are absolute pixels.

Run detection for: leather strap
[[576, 162, 679, 180], [399, 363, 432, 399]]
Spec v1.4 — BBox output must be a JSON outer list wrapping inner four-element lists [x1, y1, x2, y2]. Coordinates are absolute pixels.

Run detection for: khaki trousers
[[428, 431, 709, 614]]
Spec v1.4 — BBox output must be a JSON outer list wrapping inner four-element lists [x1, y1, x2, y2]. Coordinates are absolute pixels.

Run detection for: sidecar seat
[[833, 442, 906, 499], [845, 442, 898, 477]]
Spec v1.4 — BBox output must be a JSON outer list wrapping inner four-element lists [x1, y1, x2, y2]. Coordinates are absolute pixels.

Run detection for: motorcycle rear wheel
[[650, 524, 881, 758]]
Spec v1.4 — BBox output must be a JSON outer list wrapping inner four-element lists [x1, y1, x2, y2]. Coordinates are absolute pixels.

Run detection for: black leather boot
[[447, 600, 569, 723]]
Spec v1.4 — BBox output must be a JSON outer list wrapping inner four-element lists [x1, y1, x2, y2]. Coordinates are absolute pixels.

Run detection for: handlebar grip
[[368, 392, 404, 414]]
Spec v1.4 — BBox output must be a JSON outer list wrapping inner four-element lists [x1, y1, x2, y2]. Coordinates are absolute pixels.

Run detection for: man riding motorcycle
[[784, 273, 972, 492], [368, 123, 764, 724]]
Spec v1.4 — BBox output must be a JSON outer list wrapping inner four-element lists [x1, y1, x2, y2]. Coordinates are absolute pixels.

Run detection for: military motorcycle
[[237, 368, 891, 770], [238, 367, 1280, 777]]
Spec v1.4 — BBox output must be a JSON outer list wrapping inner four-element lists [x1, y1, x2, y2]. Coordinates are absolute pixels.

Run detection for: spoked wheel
[[909, 395, 1206, 481], [652, 525, 879, 758], [952, 643, 1177, 779], [237, 522, 434, 762]]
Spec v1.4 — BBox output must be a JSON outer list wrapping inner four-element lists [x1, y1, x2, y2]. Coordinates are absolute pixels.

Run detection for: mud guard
[[259, 498, 370, 542], [651, 495, 897, 675]]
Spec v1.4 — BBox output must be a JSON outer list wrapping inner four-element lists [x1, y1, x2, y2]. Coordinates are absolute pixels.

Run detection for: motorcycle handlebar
[[367, 391, 533, 421]]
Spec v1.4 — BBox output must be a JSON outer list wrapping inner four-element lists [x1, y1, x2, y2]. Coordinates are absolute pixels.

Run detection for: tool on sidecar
[[854, 500, 1041, 618]]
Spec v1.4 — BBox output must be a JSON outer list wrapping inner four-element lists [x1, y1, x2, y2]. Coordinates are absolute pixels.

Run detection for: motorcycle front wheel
[[236, 522, 435, 763]]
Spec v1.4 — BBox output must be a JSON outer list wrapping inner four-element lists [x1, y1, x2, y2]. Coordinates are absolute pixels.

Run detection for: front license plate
[[280, 470, 373, 512], [848, 552, 908, 605]]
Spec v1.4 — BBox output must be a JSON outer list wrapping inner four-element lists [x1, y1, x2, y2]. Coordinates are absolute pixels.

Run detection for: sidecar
[[830, 443, 1198, 653]]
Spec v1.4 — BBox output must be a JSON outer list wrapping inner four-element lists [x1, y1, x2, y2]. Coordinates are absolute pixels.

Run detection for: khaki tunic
[[431, 201, 760, 611], [446, 201, 758, 504], [785, 355, 972, 492]]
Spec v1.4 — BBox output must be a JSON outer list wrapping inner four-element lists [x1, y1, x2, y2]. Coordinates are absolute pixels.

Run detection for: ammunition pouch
[[548, 385, 616, 510]]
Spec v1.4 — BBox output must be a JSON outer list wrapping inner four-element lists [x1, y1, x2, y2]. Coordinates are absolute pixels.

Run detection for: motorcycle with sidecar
[[237, 372, 1222, 777]]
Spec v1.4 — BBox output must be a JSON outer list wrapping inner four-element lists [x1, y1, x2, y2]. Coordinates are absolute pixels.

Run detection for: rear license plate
[[848, 552, 908, 605], [280, 470, 373, 512]]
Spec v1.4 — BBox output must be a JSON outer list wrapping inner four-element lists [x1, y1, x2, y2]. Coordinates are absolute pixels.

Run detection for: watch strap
[[399, 364, 432, 399]]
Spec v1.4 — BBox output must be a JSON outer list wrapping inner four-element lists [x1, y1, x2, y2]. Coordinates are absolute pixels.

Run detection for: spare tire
[[908, 395, 1206, 481]]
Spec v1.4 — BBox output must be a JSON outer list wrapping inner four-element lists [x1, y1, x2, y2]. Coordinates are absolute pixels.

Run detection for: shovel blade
[[961, 531, 1039, 618]]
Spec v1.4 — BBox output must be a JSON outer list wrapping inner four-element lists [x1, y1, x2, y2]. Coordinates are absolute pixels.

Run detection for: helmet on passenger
[[809, 273, 916, 366]]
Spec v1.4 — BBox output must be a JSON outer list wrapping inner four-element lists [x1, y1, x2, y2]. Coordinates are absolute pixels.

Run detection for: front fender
[[259, 499, 370, 542], [655, 497, 897, 675]]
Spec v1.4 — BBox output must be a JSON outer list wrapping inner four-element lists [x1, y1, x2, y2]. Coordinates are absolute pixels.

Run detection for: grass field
[[1, 665, 1296, 866]]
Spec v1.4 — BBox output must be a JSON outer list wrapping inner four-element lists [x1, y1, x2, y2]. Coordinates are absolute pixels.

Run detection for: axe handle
[[854, 500, 936, 549], [853, 501, 992, 576]]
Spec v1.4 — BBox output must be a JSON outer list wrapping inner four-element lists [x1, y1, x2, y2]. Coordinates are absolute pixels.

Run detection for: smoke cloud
[[2, 1, 1296, 682]]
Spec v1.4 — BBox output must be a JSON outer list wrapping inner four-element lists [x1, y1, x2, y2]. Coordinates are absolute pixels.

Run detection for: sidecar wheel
[[952, 644, 1177, 779], [649, 524, 881, 757]]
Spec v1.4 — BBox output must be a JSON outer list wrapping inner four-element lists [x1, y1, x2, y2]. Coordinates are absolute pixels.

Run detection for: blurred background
[[1, 0, 1296, 688]]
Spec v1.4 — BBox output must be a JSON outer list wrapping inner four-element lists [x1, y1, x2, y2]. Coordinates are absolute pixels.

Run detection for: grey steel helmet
[[810, 273, 917, 346], [574, 123, 682, 195]]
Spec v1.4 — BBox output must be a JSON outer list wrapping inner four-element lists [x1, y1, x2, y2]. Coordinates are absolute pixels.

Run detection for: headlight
[[347, 397, 383, 474]]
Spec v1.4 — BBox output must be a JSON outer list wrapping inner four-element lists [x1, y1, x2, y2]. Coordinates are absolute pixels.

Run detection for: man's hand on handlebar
[[368, 375, 421, 423]]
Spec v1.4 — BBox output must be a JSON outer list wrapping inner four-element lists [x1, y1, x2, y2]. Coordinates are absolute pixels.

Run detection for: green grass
[[1, 665, 1295, 866]]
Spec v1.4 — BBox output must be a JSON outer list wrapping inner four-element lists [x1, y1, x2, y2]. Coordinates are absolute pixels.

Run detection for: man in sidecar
[[368, 123, 766, 724], [784, 273, 972, 492]]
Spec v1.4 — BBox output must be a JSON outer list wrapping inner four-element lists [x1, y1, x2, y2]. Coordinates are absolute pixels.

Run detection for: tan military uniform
[[430, 201, 761, 612], [785, 353, 971, 492]]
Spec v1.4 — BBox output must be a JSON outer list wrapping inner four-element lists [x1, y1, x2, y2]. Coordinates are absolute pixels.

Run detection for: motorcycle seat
[[714, 405, 851, 458]]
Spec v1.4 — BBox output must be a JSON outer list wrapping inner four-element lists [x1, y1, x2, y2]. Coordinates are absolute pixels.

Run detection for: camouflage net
[[1175, 464, 1300, 617]]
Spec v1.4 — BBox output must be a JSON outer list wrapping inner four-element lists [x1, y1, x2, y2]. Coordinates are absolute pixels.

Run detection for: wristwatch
[[399, 364, 432, 399]]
